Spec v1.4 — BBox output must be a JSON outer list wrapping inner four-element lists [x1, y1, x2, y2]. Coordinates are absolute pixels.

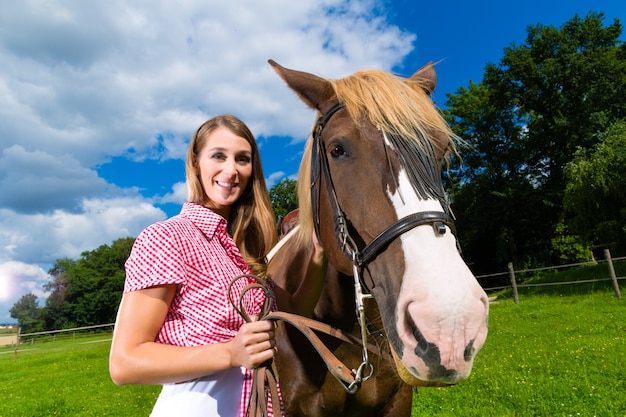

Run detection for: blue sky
[[0, 0, 624, 323]]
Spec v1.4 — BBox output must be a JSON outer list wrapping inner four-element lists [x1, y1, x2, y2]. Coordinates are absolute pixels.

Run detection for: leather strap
[[265, 311, 391, 385], [228, 276, 391, 416]]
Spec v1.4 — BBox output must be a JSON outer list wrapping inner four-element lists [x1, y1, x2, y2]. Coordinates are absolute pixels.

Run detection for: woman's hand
[[227, 319, 276, 369]]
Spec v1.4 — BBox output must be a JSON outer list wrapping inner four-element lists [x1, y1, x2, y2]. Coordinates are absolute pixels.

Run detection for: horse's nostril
[[464, 339, 475, 362], [407, 317, 429, 356]]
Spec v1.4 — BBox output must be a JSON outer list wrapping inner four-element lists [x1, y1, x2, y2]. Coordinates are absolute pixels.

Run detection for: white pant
[[150, 367, 244, 417]]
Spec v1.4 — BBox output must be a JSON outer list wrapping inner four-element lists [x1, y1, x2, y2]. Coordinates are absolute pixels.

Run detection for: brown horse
[[266, 60, 489, 417]]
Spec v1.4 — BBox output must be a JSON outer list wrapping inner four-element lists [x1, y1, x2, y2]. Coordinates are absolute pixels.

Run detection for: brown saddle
[[279, 209, 300, 239]]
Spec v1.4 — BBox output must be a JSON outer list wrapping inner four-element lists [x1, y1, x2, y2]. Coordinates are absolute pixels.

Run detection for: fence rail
[[478, 249, 625, 303], [11, 323, 114, 360]]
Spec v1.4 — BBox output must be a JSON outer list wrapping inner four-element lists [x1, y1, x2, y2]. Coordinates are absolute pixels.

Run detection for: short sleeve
[[124, 222, 186, 292]]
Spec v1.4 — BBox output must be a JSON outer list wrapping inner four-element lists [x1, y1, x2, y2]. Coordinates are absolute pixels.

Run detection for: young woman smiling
[[109, 114, 326, 417]]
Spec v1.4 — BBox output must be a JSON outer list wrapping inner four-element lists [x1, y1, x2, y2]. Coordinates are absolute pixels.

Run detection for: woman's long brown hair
[[186, 114, 277, 277]]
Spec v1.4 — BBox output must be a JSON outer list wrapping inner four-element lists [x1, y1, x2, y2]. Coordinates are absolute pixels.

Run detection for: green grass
[[0, 337, 159, 417], [1, 286, 624, 416], [412, 290, 626, 416]]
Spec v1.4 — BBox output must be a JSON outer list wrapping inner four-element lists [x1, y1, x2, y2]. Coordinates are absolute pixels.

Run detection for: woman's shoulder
[[140, 215, 190, 235], [134, 213, 200, 250]]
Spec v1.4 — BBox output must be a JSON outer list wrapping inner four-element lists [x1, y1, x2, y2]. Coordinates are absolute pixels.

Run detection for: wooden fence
[[11, 323, 114, 360], [478, 249, 625, 303]]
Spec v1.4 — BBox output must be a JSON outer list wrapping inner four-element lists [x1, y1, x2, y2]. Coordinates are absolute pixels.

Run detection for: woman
[[109, 114, 326, 417]]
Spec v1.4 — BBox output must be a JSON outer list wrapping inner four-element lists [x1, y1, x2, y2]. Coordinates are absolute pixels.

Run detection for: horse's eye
[[329, 144, 347, 158]]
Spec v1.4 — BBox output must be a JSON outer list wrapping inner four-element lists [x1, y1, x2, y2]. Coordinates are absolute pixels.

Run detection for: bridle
[[311, 103, 457, 271], [310, 102, 457, 389]]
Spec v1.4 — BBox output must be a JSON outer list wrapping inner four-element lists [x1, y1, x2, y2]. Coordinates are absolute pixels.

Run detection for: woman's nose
[[223, 158, 238, 175]]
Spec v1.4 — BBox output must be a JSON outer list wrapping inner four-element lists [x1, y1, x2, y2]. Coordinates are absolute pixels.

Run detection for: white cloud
[[160, 182, 188, 205], [0, 198, 166, 265], [0, 0, 415, 321], [0, 0, 414, 164], [266, 171, 287, 188], [0, 145, 108, 213], [0, 198, 165, 322]]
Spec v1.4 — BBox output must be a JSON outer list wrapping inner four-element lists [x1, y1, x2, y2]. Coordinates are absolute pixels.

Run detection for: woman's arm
[[109, 285, 276, 385]]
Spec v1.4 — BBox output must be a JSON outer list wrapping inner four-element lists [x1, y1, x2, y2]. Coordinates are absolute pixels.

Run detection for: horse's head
[[269, 60, 488, 386]]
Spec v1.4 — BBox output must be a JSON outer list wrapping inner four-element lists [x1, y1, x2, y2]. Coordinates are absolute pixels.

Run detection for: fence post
[[14, 326, 21, 361], [604, 249, 622, 299], [508, 262, 519, 304]]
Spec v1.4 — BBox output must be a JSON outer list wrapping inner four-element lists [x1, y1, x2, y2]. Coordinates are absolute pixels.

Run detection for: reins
[[228, 277, 280, 417], [228, 275, 390, 417]]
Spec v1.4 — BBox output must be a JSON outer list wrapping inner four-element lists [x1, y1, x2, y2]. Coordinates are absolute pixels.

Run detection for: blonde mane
[[294, 69, 457, 247]]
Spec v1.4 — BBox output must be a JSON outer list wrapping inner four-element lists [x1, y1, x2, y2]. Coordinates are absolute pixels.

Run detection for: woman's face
[[195, 126, 253, 218]]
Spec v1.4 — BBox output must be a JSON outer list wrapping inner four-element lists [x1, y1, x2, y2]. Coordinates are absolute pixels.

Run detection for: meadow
[[1, 289, 624, 416], [411, 290, 625, 416]]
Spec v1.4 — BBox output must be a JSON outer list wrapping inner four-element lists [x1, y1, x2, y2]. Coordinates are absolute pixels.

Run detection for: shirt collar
[[180, 202, 228, 239]]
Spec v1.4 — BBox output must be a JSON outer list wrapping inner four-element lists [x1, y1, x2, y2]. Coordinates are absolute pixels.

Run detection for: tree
[[41, 258, 74, 330], [564, 120, 626, 253], [445, 12, 626, 273], [9, 293, 42, 333], [38, 237, 135, 329], [64, 237, 135, 327], [269, 178, 298, 219]]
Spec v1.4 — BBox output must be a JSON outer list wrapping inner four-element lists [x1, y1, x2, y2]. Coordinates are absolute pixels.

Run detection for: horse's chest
[[278, 342, 410, 417]]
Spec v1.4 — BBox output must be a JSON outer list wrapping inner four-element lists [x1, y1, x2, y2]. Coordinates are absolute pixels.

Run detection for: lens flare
[[0, 274, 19, 302]]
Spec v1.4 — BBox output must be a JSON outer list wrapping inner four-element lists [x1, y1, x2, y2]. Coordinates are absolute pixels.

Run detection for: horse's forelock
[[295, 69, 457, 246], [330, 70, 456, 159]]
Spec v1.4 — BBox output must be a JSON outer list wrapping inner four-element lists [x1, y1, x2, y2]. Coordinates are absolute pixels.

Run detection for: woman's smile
[[195, 126, 252, 218]]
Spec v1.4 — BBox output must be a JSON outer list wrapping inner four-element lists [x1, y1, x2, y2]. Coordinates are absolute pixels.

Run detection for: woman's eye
[[211, 152, 226, 160], [237, 155, 251, 164], [329, 144, 347, 158]]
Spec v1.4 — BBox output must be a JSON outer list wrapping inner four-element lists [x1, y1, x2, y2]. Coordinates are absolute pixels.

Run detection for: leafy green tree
[[41, 258, 74, 329], [65, 237, 134, 326], [445, 12, 626, 273], [9, 293, 43, 333], [39, 237, 135, 329], [269, 178, 298, 219], [550, 222, 593, 263], [564, 121, 626, 253]]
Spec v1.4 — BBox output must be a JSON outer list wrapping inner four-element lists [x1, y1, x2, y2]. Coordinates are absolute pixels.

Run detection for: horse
[[265, 60, 489, 417]]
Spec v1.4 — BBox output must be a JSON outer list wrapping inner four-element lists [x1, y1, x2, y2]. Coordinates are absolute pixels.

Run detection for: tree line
[[10, 12, 625, 331], [10, 238, 135, 333], [443, 12, 625, 274]]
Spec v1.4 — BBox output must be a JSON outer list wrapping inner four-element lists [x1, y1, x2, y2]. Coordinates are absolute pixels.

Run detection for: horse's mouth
[[389, 346, 454, 387]]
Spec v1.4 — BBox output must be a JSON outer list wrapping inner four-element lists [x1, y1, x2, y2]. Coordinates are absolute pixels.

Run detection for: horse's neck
[[267, 230, 366, 330], [314, 267, 359, 329]]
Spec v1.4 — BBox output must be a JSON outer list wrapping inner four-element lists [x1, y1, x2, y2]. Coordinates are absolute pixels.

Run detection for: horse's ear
[[410, 62, 437, 96], [268, 59, 336, 110]]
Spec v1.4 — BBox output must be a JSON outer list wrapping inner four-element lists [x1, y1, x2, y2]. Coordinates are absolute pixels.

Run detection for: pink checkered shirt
[[124, 202, 281, 416]]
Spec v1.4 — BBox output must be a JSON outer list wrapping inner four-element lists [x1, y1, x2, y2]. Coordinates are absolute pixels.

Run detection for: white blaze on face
[[386, 163, 488, 382]]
